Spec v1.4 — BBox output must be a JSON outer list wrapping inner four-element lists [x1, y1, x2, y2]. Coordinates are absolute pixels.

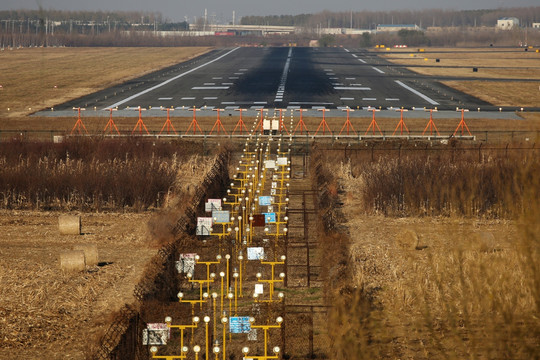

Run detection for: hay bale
[[60, 250, 86, 272], [73, 243, 99, 266], [472, 231, 496, 253], [396, 229, 426, 250], [59, 215, 81, 235]]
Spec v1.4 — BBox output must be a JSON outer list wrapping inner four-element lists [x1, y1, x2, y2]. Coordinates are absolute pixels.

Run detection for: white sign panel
[[247, 247, 265, 260], [178, 253, 197, 276], [196, 217, 213, 236], [142, 323, 169, 345], [205, 199, 222, 212], [254, 283, 264, 295], [212, 210, 230, 224], [276, 157, 288, 166], [271, 120, 279, 130], [263, 119, 271, 130], [264, 160, 276, 169]]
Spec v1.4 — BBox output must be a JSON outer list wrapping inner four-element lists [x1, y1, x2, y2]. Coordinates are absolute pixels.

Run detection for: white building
[[497, 17, 520, 30], [533, 23, 540, 29]]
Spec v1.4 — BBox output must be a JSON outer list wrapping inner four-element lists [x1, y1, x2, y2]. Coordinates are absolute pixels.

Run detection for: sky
[[0, 0, 538, 22]]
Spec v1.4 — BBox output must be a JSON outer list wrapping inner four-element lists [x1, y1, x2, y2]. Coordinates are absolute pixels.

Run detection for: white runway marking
[[234, 72, 244, 75], [212, 77, 223, 79], [104, 47, 239, 109], [372, 67, 385, 74], [225, 106, 239, 109], [334, 86, 371, 91], [395, 80, 439, 105], [329, 77, 338, 80], [344, 48, 350, 52], [345, 77, 356, 80], [290, 101, 334, 105], [158, 97, 173, 100], [229, 76, 239, 79], [362, 98, 377, 101], [352, 54, 358, 58], [358, 59, 367, 64], [239, 68, 248, 71], [332, 83, 344, 86], [312, 106, 326, 109], [340, 97, 355, 100], [254, 101, 268, 105], [386, 98, 400, 101], [222, 83, 234, 85], [204, 97, 218, 100], [181, 97, 196, 100], [274, 47, 293, 103], [191, 86, 230, 90], [287, 106, 301, 109], [324, 69, 333, 72], [204, 83, 216, 85], [350, 83, 363, 86], [221, 101, 235, 105]]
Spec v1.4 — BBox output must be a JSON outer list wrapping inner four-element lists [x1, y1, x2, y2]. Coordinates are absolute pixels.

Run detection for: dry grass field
[[0, 47, 211, 117], [320, 144, 540, 359], [382, 47, 540, 107]]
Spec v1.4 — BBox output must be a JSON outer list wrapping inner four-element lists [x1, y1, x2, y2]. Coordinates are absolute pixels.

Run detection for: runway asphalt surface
[[39, 46, 536, 118]]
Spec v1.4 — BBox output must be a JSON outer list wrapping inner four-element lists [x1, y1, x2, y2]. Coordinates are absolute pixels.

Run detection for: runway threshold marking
[[274, 47, 293, 103], [395, 80, 439, 105], [103, 47, 240, 109]]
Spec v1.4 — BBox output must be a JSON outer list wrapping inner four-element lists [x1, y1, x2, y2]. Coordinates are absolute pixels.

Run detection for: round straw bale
[[58, 215, 81, 235], [472, 231, 496, 253], [60, 250, 86, 272], [396, 229, 426, 250], [73, 243, 99, 266]]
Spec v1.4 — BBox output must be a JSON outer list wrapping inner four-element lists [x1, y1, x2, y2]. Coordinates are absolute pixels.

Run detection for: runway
[[42, 46, 534, 117]]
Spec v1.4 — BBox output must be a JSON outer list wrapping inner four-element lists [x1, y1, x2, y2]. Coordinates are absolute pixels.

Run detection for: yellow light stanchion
[[238, 254, 244, 298], [219, 271, 225, 314], [245, 316, 283, 359], [186, 272, 213, 310], [203, 316, 211, 360], [150, 345, 188, 359], [164, 316, 200, 355], [213, 341, 220, 360], [195, 255, 222, 294], [233, 269, 239, 314], [177, 291, 207, 315], [255, 255, 286, 302], [241, 346, 281, 360], [221, 316, 228, 360], [212, 292, 218, 342]]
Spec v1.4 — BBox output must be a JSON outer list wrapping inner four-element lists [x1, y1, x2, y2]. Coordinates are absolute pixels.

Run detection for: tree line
[[242, 7, 540, 29]]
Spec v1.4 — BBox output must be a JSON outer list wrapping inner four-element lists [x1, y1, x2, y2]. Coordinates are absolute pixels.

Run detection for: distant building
[[533, 23, 540, 29], [497, 17, 520, 30], [376, 24, 422, 32]]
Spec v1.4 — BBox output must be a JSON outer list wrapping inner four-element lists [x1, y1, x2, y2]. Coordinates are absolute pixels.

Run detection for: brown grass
[[0, 47, 211, 117], [318, 144, 540, 359], [381, 47, 540, 107]]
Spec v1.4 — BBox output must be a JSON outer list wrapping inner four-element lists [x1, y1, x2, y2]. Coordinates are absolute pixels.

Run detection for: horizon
[[0, 0, 538, 22]]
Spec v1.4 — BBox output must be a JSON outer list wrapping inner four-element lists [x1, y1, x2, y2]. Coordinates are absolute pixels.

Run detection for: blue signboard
[[259, 196, 272, 206], [229, 317, 251, 334], [263, 212, 276, 224]]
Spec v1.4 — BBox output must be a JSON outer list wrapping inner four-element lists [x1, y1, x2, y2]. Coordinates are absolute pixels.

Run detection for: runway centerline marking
[[104, 47, 239, 109], [395, 80, 439, 105], [191, 86, 230, 90], [334, 86, 371, 91], [274, 47, 293, 103]]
